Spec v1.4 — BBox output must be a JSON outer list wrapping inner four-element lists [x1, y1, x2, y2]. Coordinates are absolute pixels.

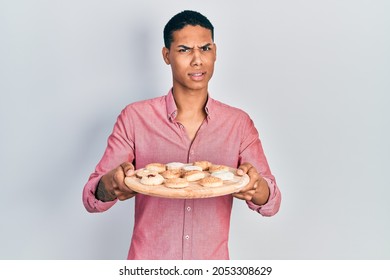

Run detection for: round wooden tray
[[124, 168, 250, 199]]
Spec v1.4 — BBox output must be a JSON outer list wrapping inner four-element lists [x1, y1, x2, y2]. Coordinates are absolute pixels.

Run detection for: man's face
[[162, 25, 216, 93]]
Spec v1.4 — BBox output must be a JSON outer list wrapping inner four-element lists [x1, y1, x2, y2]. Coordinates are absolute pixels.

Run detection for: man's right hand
[[95, 162, 137, 202]]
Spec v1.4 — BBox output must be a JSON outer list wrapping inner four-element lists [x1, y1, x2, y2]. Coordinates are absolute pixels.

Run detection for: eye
[[178, 48, 190, 53], [201, 45, 211, 51]]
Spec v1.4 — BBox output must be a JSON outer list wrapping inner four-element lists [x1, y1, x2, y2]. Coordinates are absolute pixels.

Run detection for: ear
[[162, 47, 170, 65], [213, 43, 217, 62]]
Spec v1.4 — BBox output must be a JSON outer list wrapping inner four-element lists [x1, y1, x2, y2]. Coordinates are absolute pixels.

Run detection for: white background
[[0, 0, 389, 259]]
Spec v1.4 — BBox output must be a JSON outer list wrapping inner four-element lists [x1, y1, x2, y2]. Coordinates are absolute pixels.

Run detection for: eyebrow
[[177, 43, 213, 49]]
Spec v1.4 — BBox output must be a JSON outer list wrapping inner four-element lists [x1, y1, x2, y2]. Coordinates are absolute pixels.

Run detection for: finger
[[113, 166, 126, 186], [121, 162, 135, 177], [117, 192, 136, 201], [239, 166, 259, 192], [112, 167, 137, 200], [233, 189, 256, 201], [115, 184, 137, 201], [253, 181, 258, 190], [236, 162, 252, 176], [246, 165, 259, 178], [239, 180, 258, 194]]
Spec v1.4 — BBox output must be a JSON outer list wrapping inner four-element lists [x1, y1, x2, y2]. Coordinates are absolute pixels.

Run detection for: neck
[[172, 87, 208, 116]]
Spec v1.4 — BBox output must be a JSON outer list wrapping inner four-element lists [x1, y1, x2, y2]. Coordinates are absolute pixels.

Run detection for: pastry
[[199, 176, 223, 187], [140, 173, 165, 185]]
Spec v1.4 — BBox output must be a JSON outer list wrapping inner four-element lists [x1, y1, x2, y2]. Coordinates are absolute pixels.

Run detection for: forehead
[[171, 25, 213, 46]]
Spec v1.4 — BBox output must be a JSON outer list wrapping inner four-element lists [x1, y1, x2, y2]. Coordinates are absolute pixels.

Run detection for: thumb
[[120, 162, 135, 177]]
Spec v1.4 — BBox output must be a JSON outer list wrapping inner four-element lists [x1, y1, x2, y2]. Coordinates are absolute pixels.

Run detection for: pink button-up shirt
[[83, 90, 281, 259]]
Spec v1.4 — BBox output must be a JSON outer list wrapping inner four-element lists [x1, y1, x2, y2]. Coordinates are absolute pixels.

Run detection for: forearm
[[246, 176, 281, 217], [82, 175, 118, 213], [95, 178, 117, 202]]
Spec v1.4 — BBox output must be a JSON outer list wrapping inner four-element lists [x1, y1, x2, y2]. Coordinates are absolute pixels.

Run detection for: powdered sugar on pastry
[[211, 170, 235, 181], [166, 162, 185, 170], [182, 165, 203, 171]]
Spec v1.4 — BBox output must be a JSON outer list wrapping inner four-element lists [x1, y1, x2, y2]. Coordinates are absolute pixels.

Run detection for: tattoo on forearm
[[95, 180, 116, 202]]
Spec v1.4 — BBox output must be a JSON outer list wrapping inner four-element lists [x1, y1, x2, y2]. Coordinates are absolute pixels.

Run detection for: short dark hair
[[163, 10, 214, 49]]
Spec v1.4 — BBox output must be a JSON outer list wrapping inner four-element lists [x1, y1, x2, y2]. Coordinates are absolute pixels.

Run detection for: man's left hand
[[233, 162, 270, 206]]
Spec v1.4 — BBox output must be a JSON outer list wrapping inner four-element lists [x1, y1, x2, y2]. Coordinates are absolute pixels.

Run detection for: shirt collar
[[166, 88, 213, 121], [166, 89, 176, 121], [204, 97, 212, 120]]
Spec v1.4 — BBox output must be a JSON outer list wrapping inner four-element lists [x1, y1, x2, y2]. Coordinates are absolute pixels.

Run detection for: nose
[[190, 49, 203, 66]]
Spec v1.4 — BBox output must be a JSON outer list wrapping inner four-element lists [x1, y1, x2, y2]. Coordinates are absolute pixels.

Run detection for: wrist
[[251, 178, 270, 206]]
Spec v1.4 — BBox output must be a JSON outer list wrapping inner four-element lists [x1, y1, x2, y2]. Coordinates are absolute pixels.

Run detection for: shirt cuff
[[83, 175, 117, 212]]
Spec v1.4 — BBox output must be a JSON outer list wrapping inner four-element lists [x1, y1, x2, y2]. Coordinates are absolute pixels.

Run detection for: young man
[[83, 10, 281, 260]]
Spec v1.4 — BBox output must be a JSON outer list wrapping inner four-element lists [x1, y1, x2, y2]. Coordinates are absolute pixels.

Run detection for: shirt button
[[190, 150, 195, 155], [186, 206, 191, 211], [184, 235, 190, 240]]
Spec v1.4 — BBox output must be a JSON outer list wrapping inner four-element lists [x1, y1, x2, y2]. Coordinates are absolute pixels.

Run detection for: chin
[[189, 84, 208, 92]]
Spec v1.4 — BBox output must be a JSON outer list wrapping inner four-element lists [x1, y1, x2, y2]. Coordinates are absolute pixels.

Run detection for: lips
[[189, 71, 206, 81]]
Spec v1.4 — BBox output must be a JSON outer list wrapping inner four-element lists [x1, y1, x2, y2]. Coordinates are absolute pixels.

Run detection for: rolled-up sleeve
[[82, 174, 118, 213], [82, 107, 135, 213], [239, 115, 282, 216]]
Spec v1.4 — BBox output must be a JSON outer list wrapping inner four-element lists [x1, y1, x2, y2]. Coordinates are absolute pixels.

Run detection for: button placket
[[182, 199, 194, 259]]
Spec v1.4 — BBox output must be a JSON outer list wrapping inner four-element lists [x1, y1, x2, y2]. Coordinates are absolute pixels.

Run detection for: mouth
[[189, 71, 206, 81]]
